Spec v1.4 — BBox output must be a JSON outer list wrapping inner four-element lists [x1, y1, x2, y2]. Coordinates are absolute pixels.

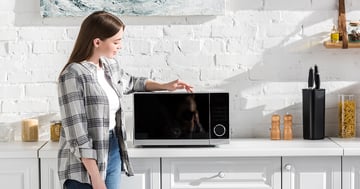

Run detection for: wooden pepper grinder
[[271, 114, 281, 140], [283, 113, 293, 140]]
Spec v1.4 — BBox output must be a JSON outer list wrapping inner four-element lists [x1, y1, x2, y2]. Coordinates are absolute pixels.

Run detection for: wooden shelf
[[324, 41, 360, 48], [325, 0, 360, 49]]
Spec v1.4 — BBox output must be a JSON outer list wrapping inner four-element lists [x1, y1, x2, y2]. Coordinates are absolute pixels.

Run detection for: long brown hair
[[59, 11, 125, 75]]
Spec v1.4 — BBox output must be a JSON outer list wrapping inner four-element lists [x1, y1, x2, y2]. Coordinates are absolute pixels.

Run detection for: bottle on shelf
[[331, 25, 340, 43]]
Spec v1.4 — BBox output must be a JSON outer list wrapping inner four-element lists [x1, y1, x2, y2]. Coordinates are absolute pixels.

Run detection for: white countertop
[[330, 137, 360, 156], [0, 141, 47, 158], [4, 138, 360, 159], [38, 140, 59, 158], [38, 138, 344, 158], [128, 138, 343, 157]]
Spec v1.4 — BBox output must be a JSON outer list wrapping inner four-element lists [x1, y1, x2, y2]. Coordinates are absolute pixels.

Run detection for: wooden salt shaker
[[283, 114, 293, 140], [271, 114, 281, 140]]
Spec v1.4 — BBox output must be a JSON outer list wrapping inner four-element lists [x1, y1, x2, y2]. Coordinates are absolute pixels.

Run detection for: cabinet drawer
[[162, 157, 281, 189]]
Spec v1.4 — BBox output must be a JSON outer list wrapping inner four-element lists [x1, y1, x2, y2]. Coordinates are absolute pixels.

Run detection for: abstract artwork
[[40, 0, 225, 17]]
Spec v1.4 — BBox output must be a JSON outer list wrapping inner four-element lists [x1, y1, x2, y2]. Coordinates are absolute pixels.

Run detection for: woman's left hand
[[165, 79, 193, 93]]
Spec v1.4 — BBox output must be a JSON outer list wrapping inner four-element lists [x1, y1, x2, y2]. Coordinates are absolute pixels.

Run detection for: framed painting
[[40, 0, 225, 17]]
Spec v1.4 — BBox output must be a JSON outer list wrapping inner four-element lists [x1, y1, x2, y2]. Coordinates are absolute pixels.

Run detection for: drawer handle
[[189, 171, 225, 186], [217, 171, 225, 178], [284, 164, 292, 171]]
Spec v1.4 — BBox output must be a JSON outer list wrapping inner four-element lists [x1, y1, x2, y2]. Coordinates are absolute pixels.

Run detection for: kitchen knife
[[314, 65, 320, 89], [315, 73, 320, 89], [308, 67, 314, 88]]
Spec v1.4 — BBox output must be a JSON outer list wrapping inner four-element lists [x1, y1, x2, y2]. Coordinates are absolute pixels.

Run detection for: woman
[[57, 11, 193, 189]]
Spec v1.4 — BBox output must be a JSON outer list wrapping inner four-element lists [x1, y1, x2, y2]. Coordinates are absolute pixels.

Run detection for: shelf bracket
[[338, 0, 348, 49]]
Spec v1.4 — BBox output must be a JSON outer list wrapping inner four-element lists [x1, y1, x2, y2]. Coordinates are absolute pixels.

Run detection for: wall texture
[[1, 0, 360, 139]]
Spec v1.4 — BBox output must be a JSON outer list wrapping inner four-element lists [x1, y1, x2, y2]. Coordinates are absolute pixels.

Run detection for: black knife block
[[302, 89, 325, 140]]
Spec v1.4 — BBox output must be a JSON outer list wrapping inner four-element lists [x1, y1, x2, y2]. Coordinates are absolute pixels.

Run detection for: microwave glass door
[[134, 93, 210, 139]]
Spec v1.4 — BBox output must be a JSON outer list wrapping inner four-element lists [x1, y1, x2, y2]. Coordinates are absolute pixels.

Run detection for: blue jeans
[[64, 130, 121, 189], [105, 129, 122, 189]]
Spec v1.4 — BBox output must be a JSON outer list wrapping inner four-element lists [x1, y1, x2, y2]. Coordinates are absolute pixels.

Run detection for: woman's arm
[[145, 79, 193, 92], [82, 158, 107, 189]]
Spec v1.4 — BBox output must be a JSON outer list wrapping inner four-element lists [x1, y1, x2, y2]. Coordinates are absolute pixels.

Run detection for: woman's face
[[96, 28, 124, 59]]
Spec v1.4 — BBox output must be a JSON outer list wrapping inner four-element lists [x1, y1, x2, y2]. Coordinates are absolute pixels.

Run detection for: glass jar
[[50, 120, 62, 142], [22, 119, 39, 142], [0, 123, 14, 142], [348, 21, 360, 42], [338, 94, 356, 138]]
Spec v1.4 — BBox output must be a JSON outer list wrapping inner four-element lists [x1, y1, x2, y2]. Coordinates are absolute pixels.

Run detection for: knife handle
[[308, 68, 314, 88], [315, 73, 320, 89]]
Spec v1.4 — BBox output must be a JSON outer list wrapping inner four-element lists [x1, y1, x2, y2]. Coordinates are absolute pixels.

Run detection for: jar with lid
[[348, 21, 360, 42], [22, 119, 39, 142], [50, 120, 62, 142], [0, 123, 14, 142], [338, 94, 356, 138]]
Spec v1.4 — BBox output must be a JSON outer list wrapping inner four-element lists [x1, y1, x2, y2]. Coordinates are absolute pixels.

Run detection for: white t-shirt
[[97, 67, 119, 130]]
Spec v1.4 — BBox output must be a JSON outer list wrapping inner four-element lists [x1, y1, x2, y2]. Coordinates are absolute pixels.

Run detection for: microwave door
[[134, 93, 210, 140]]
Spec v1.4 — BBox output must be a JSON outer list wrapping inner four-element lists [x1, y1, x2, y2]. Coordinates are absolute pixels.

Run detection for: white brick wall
[[264, 0, 312, 10], [0, 85, 23, 98], [0, 42, 7, 56], [3, 100, 48, 113], [33, 41, 55, 54], [25, 84, 57, 97], [164, 25, 194, 39], [0, 29, 17, 41], [8, 41, 30, 55], [1, 0, 360, 138], [125, 26, 163, 38], [129, 40, 152, 55]]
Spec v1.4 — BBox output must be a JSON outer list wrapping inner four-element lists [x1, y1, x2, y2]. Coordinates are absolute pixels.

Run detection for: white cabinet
[[0, 139, 347, 189], [121, 158, 161, 189], [0, 141, 45, 189], [0, 158, 39, 189], [162, 157, 281, 189], [282, 157, 341, 189], [39, 142, 161, 189], [40, 157, 160, 189], [40, 157, 61, 189], [343, 156, 360, 189], [330, 137, 360, 189]]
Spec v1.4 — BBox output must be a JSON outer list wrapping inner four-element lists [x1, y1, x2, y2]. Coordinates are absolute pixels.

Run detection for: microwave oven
[[133, 92, 229, 146]]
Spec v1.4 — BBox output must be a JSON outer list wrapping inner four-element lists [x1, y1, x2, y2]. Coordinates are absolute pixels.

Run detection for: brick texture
[[0, 0, 360, 138]]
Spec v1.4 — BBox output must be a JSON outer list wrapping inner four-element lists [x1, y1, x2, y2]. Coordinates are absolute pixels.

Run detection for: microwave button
[[213, 124, 226, 137]]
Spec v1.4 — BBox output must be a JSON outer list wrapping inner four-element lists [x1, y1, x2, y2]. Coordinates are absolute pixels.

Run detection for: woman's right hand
[[91, 176, 107, 189], [163, 79, 194, 93]]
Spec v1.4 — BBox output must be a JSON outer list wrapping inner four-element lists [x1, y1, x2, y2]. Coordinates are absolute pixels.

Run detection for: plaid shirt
[[57, 57, 147, 188]]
